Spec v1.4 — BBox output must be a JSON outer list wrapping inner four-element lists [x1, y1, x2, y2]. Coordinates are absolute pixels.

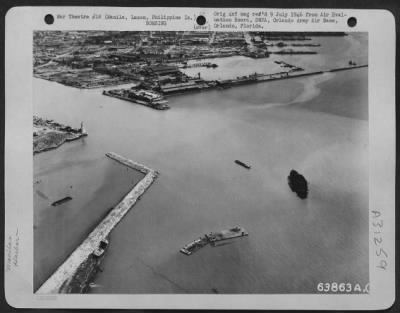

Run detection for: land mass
[[33, 116, 87, 154]]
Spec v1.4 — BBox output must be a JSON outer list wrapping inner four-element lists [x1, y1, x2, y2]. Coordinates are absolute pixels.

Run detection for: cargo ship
[[103, 88, 169, 110], [180, 226, 248, 256], [51, 196, 72, 206], [206, 226, 249, 243]]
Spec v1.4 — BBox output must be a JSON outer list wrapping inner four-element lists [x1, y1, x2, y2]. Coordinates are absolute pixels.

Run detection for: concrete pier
[[36, 152, 159, 294]]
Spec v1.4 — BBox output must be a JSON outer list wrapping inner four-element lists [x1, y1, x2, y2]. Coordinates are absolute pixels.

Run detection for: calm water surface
[[34, 33, 368, 293]]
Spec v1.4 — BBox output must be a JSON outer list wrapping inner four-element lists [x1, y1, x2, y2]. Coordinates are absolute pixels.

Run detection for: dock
[[164, 64, 368, 98], [36, 152, 159, 294]]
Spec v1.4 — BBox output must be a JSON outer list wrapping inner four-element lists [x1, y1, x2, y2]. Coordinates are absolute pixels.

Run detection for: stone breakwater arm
[[36, 153, 158, 294], [106, 152, 158, 175]]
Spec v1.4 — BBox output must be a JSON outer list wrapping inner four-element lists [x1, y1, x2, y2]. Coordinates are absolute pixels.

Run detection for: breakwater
[[36, 152, 159, 294]]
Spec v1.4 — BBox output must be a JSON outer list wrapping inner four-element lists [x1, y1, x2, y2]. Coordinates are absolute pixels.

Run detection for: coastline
[[33, 116, 88, 154]]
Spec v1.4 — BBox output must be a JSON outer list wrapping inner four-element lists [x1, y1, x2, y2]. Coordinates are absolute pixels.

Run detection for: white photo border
[[4, 7, 396, 310]]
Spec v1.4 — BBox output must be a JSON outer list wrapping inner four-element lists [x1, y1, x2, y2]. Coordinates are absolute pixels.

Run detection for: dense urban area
[[33, 31, 349, 110]]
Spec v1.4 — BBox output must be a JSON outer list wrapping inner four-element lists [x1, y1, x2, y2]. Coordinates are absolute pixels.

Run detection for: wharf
[[166, 64, 368, 98], [36, 152, 159, 294], [220, 64, 368, 87], [103, 90, 170, 110]]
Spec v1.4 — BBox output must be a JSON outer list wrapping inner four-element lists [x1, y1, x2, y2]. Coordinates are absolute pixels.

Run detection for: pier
[[217, 64, 368, 87], [164, 64, 368, 98], [36, 152, 159, 294]]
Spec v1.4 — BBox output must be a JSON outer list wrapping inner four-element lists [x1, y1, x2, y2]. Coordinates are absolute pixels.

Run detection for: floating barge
[[235, 160, 251, 169], [180, 226, 248, 256], [51, 196, 72, 206], [180, 236, 209, 256]]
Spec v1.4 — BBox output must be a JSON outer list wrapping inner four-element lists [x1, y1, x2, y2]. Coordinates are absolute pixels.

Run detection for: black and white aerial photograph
[[33, 31, 369, 294]]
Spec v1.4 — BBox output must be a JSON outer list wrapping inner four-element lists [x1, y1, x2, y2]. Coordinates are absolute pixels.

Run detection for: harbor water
[[34, 33, 369, 293]]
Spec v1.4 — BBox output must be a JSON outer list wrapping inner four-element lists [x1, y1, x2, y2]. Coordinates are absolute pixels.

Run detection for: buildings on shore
[[33, 31, 327, 92]]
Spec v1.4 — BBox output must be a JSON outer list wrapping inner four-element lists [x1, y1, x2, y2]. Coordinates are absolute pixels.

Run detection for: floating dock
[[36, 152, 159, 294]]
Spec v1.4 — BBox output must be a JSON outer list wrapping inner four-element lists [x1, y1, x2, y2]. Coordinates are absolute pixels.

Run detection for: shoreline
[[33, 116, 88, 154]]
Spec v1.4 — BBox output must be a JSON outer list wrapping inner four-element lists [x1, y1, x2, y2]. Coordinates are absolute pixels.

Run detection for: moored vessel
[[180, 226, 249, 255], [206, 226, 249, 243]]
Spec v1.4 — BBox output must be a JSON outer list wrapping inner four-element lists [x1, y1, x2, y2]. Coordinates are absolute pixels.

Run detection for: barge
[[235, 159, 251, 169], [180, 236, 209, 256]]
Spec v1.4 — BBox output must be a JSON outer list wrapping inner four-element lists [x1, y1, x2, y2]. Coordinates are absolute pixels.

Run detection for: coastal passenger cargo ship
[[180, 226, 248, 255], [206, 226, 249, 243], [103, 88, 169, 110]]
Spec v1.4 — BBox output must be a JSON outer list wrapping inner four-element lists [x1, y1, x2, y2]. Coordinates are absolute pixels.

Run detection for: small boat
[[235, 160, 251, 169], [51, 196, 72, 206], [93, 239, 109, 258]]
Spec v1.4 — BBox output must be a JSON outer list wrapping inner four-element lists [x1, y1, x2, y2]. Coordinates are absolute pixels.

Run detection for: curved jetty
[[36, 152, 158, 294]]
